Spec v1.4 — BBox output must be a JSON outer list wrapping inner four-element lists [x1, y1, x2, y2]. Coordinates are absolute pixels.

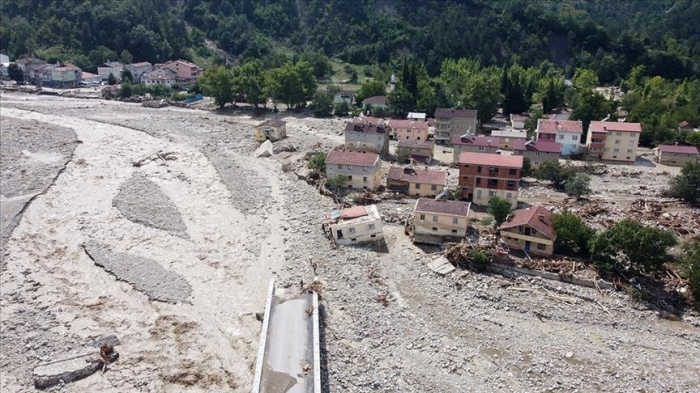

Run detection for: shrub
[[488, 196, 512, 228], [680, 237, 700, 300], [327, 174, 348, 189], [307, 153, 326, 172], [669, 162, 700, 203], [334, 102, 350, 117], [565, 173, 592, 199]]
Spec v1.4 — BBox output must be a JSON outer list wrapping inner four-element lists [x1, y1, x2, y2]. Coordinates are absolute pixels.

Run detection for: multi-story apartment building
[[434, 108, 478, 145], [655, 145, 699, 166], [125, 62, 153, 83], [386, 119, 429, 141], [397, 140, 434, 163], [325, 150, 383, 190], [536, 119, 583, 156], [325, 205, 384, 245], [499, 206, 556, 256], [387, 166, 448, 197], [412, 199, 471, 245], [452, 135, 501, 163], [458, 152, 523, 208], [512, 139, 562, 168], [344, 122, 390, 155], [586, 121, 642, 162], [162, 59, 201, 81]]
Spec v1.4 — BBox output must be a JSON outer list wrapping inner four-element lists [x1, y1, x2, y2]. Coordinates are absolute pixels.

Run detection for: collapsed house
[[324, 205, 384, 246], [255, 119, 287, 142], [386, 166, 447, 197], [411, 198, 471, 245]]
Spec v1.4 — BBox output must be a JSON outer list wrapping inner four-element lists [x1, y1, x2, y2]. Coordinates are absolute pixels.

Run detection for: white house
[[97, 61, 124, 81], [325, 205, 384, 245], [407, 112, 427, 121], [536, 119, 583, 156]]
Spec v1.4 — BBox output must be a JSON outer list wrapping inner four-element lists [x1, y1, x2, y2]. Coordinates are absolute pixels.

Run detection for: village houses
[[387, 119, 429, 141], [161, 59, 201, 86], [397, 140, 434, 163], [498, 206, 556, 256], [143, 68, 177, 86], [491, 130, 528, 150], [512, 139, 562, 168], [434, 108, 478, 145], [124, 62, 153, 83], [586, 121, 642, 162], [510, 113, 531, 130], [387, 166, 448, 197], [325, 150, 383, 190], [362, 95, 388, 112], [344, 121, 390, 155], [254, 119, 287, 142], [459, 152, 523, 208], [536, 119, 583, 156], [452, 135, 501, 163], [97, 61, 124, 81], [16, 57, 46, 81], [333, 91, 354, 106], [407, 112, 427, 121], [325, 205, 384, 246], [411, 199, 471, 245], [655, 144, 699, 166]]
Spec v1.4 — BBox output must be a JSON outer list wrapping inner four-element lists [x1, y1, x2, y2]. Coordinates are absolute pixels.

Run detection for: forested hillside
[[1, 0, 699, 82]]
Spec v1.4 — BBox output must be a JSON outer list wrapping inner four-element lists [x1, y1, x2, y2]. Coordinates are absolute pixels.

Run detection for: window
[[477, 190, 482, 197], [614, 148, 619, 153], [572, 135, 579, 141], [337, 164, 343, 169], [451, 229, 458, 233], [616, 132, 622, 136], [489, 167, 498, 175], [433, 215, 438, 222], [628, 140, 635, 146], [531, 229, 538, 235], [488, 179, 497, 187], [363, 166, 368, 171], [479, 146, 485, 151], [348, 175, 353, 180], [508, 180, 516, 187], [348, 165, 353, 170], [420, 214, 426, 220], [477, 166, 482, 173], [489, 190, 496, 197], [509, 169, 517, 175], [349, 227, 356, 233], [452, 217, 459, 224], [537, 243, 546, 250], [506, 192, 512, 198], [615, 140, 620, 145], [476, 178, 481, 185], [558, 134, 565, 140], [368, 223, 375, 230], [627, 149, 633, 153], [535, 152, 540, 156], [363, 176, 368, 182], [415, 183, 421, 189], [432, 227, 438, 231], [370, 234, 377, 238], [431, 185, 437, 191]]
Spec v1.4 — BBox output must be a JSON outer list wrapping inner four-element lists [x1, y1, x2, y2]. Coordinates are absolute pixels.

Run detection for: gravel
[[113, 172, 189, 238], [83, 241, 192, 304]]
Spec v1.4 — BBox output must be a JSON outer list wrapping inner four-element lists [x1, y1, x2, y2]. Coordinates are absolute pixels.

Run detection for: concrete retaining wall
[[487, 261, 613, 290]]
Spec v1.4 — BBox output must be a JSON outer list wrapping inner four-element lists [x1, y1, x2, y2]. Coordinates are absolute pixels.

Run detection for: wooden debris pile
[[443, 241, 493, 272]]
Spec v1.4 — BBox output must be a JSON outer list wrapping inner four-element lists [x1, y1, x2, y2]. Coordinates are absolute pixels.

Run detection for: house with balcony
[[536, 119, 583, 156], [434, 108, 478, 145], [499, 206, 556, 256], [585, 121, 642, 163], [655, 145, 698, 166], [386, 119, 429, 141], [512, 139, 562, 168], [344, 122, 390, 155], [458, 152, 523, 208], [161, 59, 201, 85], [397, 140, 434, 163], [50, 63, 82, 88], [325, 150, 383, 190], [412, 199, 471, 245], [325, 205, 384, 246], [387, 166, 447, 197], [452, 135, 501, 163], [143, 68, 177, 86]]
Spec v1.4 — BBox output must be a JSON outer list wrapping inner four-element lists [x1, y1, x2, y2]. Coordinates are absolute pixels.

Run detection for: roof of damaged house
[[257, 119, 286, 128], [328, 204, 381, 223], [326, 150, 379, 166], [414, 198, 471, 217], [387, 119, 429, 130], [452, 135, 500, 147], [397, 140, 434, 150], [459, 152, 523, 168], [499, 206, 556, 240], [387, 167, 447, 185], [435, 108, 477, 119], [657, 144, 699, 154], [362, 95, 387, 105], [513, 139, 562, 153], [351, 116, 384, 126], [537, 119, 583, 134], [344, 122, 387, 134]]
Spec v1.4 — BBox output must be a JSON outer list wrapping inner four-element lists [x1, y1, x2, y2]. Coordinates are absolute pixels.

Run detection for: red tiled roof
[[452, 135, 500, 147], [352, 116, 383, 126], [415, 198, 471, 217], [435, 108, 477, 119], [510, 113, 531, 122], [362, 95, 387, 105], [513, 139, 562, 153], [326, 150, 379, 166], [537, 119, 583, 134], [499, 206, 556, 240], [387, 119, 429, 130], [340, 206, 368, 219], [387, 167, 447, 185], [459, 152, 523, 168], [658, 145, 699, 154], [589, 121, 642, 133], [344, 122, 387, 134], [679, 121, 693, 129], [397, 140, 434, 150]]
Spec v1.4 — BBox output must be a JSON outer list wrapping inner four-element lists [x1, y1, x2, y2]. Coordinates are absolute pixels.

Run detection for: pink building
[[387, 119, 429, 141], [162, 60, 201, 80]]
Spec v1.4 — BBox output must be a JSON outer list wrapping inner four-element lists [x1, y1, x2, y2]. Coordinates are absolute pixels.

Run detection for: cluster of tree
[[117, 82, 171, 99], [533, 161, 592, 199], [198, 60, 316, 109], [669, 162, 700, 204]]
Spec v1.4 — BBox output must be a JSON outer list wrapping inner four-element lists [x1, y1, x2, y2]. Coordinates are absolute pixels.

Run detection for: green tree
[[571, 90, 616, 132], [237, 60, 266, 107], [355, 79, 386, 103], [589, 219, 677, 273], [565, 173, 592, 199], [7, 63, 24, 82], [265, 61, 317, 109], [118, 82, 132, 98], [121, 69, 133, 84], [459, 73, 503, 124], [349, 70, 358, 84], [680, 237, 700, 300], [395, 147, 410, 164], [107, 73, 117, 85], [327, 174, 348, 189], [307, 153, 326, 172], [551, 211, 596, 255], [534, 161, 575, 189], [521, 157, 532, 177], [573, 68, 599, 90], [334, 102, 350, 117], [489, 196, 512, 228], [669, 162, 700, 203], [310, 91, 333, 117], [687, 133, 700, 148], [387, 85, 415, 117], [119, 49, 133, 65], [200, 65, 236, 109]]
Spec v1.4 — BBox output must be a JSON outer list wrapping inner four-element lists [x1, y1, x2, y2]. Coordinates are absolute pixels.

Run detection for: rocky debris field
[[1, 92, 699, 392]]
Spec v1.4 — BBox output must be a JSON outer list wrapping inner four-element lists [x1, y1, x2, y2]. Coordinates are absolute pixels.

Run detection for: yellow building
[[325, 150, 383, 190], [655, 145, 699, 166], [255, 119, 287, 142], [387, 166, 448, 197], [412, 198, 471, 245], [586, 121, 642, 162], [498, 206, 556, 256]]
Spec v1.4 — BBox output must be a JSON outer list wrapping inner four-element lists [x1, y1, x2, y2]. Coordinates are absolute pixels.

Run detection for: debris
[[253, 140, 273, 158], [132, 151, 177, 167], [305, 306, 314, 316], [428, 256, 456, 275], [565, 351, 574, 359], [376, 293, 390, 307]]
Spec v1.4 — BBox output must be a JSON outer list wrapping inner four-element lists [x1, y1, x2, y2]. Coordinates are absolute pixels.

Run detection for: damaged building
[[324, 205, 384, 246], [411, 198, 471, 245]]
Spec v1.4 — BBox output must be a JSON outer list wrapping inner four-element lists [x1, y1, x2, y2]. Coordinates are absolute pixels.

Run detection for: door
[[336, 230, 344, 239], [525, 241, 531, 252]]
